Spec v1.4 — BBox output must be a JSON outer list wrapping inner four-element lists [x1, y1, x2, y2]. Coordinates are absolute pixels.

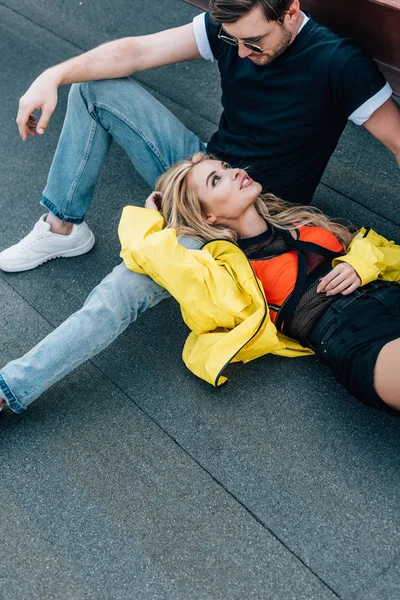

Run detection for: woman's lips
[[240, 175, 253, 189]]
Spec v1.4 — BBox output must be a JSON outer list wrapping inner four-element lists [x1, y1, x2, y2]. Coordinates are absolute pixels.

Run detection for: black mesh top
[[238, 225, 343, 345]]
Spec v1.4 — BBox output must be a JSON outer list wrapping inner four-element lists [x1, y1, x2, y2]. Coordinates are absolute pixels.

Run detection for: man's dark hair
[[210, 0, 294, 24]]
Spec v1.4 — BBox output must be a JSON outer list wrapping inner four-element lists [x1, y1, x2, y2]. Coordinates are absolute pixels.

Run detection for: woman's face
[[188, 159, 262, 224]]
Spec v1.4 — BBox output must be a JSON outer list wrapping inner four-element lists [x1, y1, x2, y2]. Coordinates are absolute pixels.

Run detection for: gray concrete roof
[[1, 1, 400, 598]]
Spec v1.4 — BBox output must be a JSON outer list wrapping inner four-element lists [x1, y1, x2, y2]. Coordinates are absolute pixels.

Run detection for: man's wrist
[[45, 65, 64, 87], [43, 65, 66, 87]]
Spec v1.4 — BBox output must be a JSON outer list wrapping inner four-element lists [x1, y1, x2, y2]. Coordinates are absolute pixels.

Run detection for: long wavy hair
[[156, 153, 350, 246]]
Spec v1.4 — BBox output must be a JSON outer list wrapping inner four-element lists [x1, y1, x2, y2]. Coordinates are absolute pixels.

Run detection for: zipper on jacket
[[201, 239, 269, 387], [362, 226, 371, 238]]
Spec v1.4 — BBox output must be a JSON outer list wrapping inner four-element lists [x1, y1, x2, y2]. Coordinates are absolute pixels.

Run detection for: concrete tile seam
[[319, 182, 400, 228], [0, 276, 342, 598], [70, 355, 344, 600], [134, 427, 343, 599], [0, 2, 81, 54]]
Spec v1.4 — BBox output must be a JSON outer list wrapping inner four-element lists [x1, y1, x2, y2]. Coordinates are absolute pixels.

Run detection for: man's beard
[[249, 26, 292, 66]]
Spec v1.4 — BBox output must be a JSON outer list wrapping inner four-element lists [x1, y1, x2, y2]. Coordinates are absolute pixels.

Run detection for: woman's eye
[[211, 163, 231, 186]]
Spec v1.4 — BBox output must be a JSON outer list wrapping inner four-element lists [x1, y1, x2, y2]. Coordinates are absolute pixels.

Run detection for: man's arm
[[54, 23, 201, 83], [16, 23, 201, 141], [363, 98, 400, 167]]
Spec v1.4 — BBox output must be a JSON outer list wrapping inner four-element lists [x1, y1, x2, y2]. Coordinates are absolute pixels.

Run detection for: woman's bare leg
[[374, 338, 400, 410]]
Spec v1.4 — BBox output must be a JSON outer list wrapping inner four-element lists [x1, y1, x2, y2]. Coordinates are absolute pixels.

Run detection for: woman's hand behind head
[[145, 191, 163, 211]]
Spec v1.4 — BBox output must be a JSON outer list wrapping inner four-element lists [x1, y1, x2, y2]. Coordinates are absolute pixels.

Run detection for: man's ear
[[287, 0, 300, 20]]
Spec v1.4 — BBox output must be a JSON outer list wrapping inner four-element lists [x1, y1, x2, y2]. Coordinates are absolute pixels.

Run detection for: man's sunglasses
[[218, 27, 267, 54]]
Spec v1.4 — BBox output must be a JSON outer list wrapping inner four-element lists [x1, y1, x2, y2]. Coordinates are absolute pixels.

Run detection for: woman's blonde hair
[[156, 153, 350, 246]]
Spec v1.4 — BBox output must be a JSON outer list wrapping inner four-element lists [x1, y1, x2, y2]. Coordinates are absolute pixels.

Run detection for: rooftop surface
[[1, 1, 400, 598]]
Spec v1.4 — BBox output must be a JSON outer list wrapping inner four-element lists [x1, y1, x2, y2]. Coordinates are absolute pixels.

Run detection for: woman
[[1, 153, 399, 414]]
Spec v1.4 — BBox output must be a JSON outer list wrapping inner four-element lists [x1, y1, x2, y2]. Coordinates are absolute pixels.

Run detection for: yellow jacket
[[119, 208, 400, 386]]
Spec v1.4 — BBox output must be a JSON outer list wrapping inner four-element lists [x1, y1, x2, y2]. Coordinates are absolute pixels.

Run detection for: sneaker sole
[[0, 232, 96, 272]]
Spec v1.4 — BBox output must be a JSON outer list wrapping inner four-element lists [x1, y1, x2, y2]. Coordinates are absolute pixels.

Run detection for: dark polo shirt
[[193, 13, 389, 204]]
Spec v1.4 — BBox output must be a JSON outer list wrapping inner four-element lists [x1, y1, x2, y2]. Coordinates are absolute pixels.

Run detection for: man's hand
[[144, 191, 163, 211], [16, 71, 60, 141], [15, 22, 200, 142], [316, 263, 362, 296]]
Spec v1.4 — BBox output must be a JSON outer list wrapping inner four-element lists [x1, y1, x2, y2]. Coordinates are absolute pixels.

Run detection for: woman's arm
[[316, 229, 359, 296], [118, 206, 165, 274], [317, 227, 400, 294], [340, 229, 356, 250], [319, 228, 400, 293], [118, 205, 247, 333]]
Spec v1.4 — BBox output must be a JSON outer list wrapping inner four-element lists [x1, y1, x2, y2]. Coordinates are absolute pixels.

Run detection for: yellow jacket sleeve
[[118, 207, 255, 335], [118, 206, 165, 274], [332, 227, 400, 285]]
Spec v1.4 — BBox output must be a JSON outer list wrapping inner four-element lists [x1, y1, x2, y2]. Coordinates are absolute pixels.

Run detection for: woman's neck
[[230, 208, 268, 239]]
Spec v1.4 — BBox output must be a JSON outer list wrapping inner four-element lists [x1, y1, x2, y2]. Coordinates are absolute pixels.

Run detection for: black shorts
[[307, 280, 400, 413]]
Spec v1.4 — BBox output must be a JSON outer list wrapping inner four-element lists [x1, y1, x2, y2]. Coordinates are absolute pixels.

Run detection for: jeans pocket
[[315, 316, 340, 364]]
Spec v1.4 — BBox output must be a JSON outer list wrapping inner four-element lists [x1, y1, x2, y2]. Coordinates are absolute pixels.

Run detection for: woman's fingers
[[340, 281, 361, 295], [317, 265, 343, 293], [325, 278, 355, 296], [317, 264, 361, 296], [144, 191, 163, 211]]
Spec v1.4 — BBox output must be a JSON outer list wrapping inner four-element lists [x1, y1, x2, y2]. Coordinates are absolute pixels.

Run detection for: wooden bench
[[181, 0, 400, 97]]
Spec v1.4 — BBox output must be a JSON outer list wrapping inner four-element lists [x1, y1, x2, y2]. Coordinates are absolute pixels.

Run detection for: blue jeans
[[0, 238, 201, 413], [0, 77, 206, 412], [41, 77, 207, 222]]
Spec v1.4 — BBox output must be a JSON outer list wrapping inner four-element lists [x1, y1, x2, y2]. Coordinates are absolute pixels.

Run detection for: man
[[1, 0, 399, 272]]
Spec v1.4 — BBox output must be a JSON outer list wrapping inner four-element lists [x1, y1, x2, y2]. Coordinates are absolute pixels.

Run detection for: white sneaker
[[0, 214, 95, 272]]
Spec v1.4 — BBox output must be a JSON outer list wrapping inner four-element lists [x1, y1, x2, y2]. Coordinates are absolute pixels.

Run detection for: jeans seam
[[90, 102, 170, 172]]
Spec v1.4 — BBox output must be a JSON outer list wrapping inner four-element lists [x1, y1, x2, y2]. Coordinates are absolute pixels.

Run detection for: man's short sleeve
[[193, 11, 226, 62], [330, 41, 392, 125], [193, 13, 215, 61]]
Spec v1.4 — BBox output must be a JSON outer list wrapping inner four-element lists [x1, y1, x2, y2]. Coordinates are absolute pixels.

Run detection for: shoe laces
[[16, 221, 49, 250]]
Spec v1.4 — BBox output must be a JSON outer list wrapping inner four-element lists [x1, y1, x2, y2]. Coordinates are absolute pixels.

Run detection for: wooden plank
[[371, 0, 400, 9], [181, 0, 400, 96], [181, 0, 400, 14]]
